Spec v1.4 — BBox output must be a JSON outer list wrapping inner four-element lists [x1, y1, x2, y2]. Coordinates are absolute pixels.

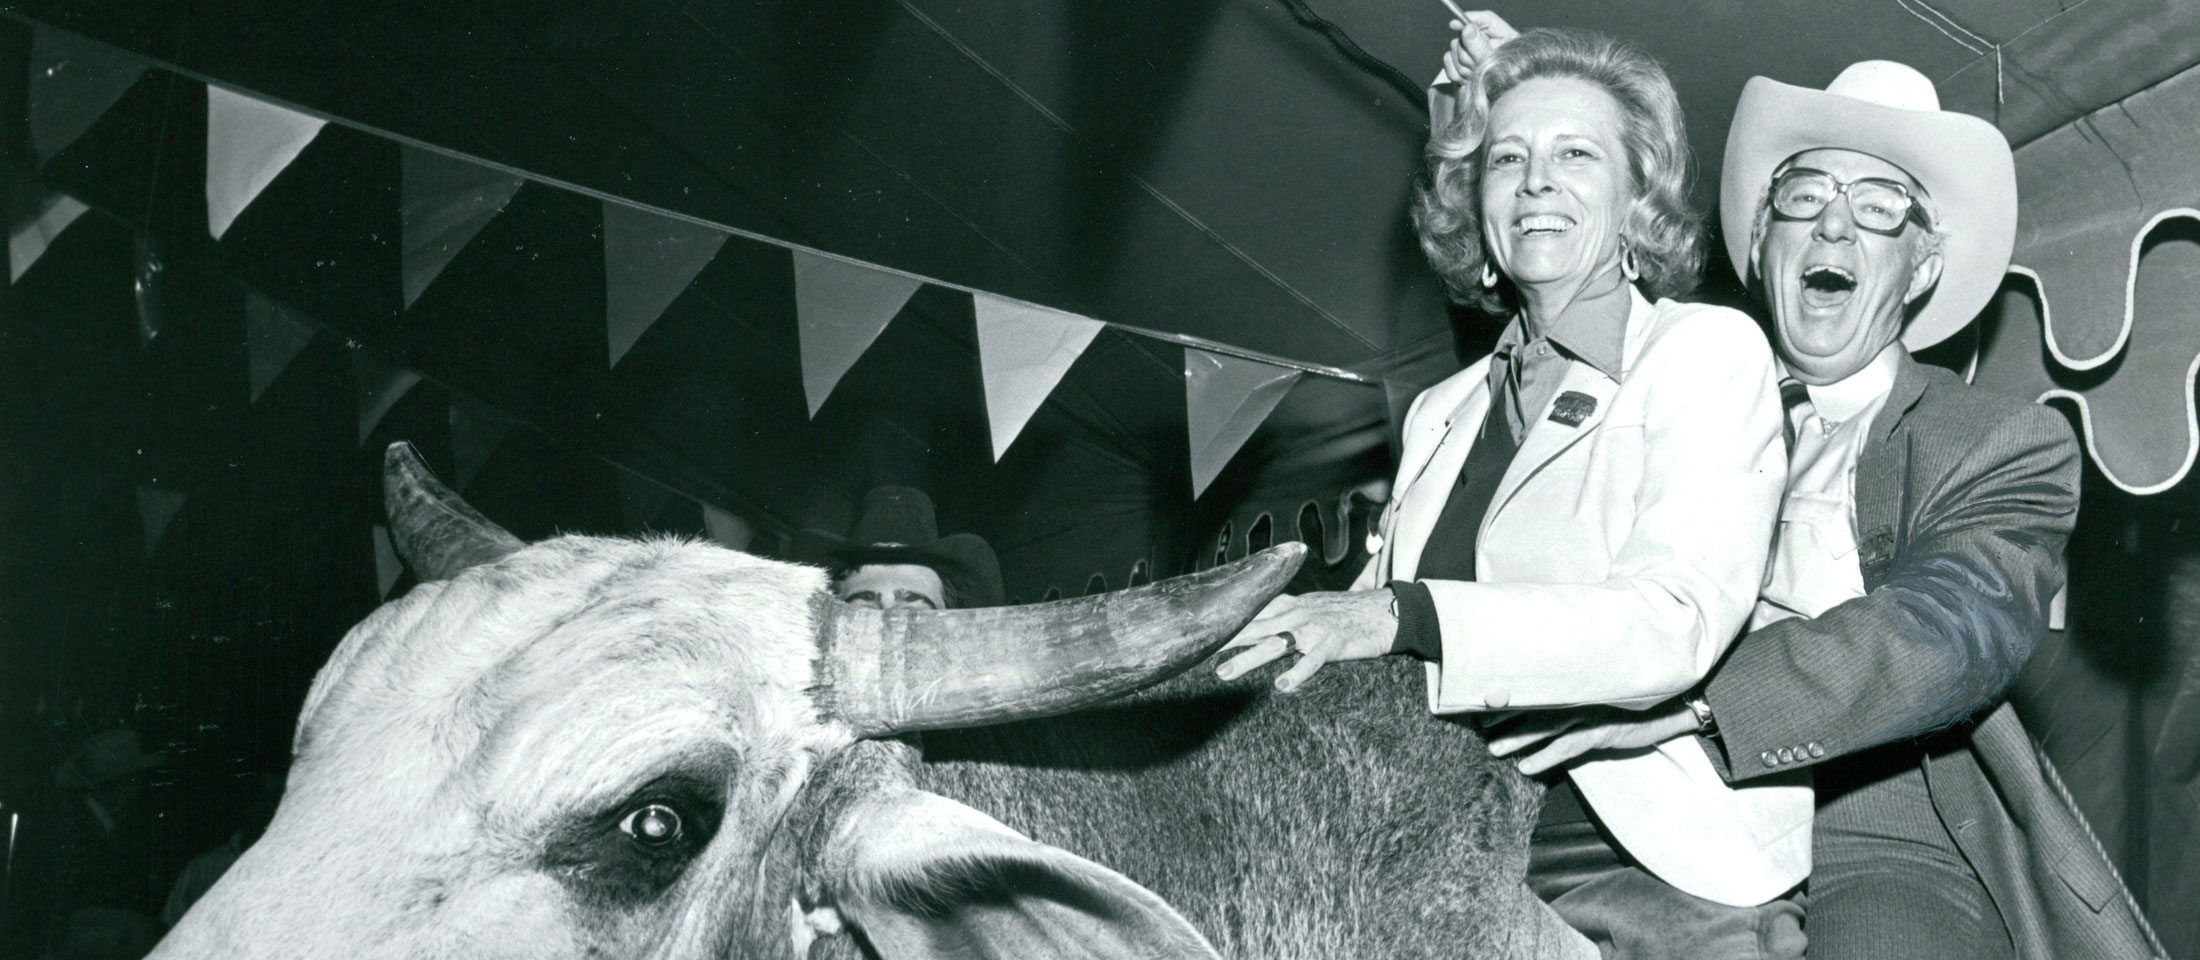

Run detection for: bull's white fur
[[156, 535, 853, 959], [155, 531, 1235, 960]]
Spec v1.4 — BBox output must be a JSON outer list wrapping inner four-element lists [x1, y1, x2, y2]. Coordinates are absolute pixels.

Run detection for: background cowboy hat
[[790, 485, 1005, 608], [1721, 60, 2018, 350]]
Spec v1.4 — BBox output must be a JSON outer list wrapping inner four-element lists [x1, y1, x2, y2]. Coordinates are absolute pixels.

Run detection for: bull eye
[[619, 803, 683, 846], [543, 772, 723, 910]]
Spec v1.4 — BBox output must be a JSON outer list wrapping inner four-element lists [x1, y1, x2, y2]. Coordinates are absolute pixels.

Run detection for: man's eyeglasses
[[1768, 168, 1933, 236]]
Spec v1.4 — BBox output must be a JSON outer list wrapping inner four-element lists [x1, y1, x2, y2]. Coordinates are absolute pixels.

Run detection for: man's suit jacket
[[1354, 287, 1811, 907], [1704, 352, 2163, 957]]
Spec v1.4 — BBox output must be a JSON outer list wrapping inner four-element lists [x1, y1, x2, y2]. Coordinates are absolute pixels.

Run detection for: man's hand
[[1214, 590, 1398, 692], [1484, 703, 1699, 775]]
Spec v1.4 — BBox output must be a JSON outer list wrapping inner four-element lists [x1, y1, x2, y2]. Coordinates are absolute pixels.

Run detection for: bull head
[[151, 443, 1301, 959]]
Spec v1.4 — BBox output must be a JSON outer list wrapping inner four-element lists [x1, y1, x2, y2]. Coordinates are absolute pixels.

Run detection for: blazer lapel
[[1390, 380, 1492, 581], [1395, 362, 1491, 494], [1484, 357, 1617, 529], [1867, 348, 1931, 447], [1855, 350, 1929, 587]]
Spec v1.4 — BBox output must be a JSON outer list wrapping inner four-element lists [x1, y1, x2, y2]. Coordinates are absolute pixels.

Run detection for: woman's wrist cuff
[[1386, 580, 1443, 662]]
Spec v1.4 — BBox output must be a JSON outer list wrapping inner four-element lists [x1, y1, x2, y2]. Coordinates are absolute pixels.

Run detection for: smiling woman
[[1212, 20, 1802, 960]]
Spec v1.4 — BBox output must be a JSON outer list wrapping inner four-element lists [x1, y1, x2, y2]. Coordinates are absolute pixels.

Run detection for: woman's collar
[[1514, 266, 1632, 382]]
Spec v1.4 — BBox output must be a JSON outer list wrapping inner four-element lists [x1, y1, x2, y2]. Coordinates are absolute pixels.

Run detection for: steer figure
[[153, 444, 1547, 959]]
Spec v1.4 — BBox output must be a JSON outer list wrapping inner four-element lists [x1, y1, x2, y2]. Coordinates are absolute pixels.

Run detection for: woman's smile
[[1515, 214, 1578, 235]]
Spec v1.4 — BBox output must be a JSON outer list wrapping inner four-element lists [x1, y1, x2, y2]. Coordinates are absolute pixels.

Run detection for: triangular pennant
[[353, 352, 423, 445], [972, 294, 1105, 461], [792, 249, 922, 417], [135, 484, 188, 557], [447, 394, 518, 490], [703, 504, 754, 552], [8, 192, 89, 283], [1185, 349, 1301, 498], [401, 147, 524, 308], [603, 202, 729, 366], [28, 27, 148, 163], [372, 524, 404, 598], [244, 292, 316, 401], [205, 86, 328, 240]]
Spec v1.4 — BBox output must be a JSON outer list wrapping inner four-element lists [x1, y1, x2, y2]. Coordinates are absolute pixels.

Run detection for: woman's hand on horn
[[1440, 11, 1520, 86], [1214, 590, 1397, 692]]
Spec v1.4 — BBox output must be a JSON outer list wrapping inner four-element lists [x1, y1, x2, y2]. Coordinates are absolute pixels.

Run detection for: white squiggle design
[[2034, 208, 2200, 371], [2003, 263, 2200, 496]]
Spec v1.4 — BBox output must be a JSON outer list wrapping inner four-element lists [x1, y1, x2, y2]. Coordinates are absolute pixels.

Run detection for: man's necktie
[[1778, 378, 1812, 457], [1765, 377, 1815, 590]]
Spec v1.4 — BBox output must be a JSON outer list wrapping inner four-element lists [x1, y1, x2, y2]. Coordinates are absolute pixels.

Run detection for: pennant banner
[[135, 484, 188, 557], [1186, 349, 1301, 498], [372, 524, 404, 598], [793, 249, 922, 417], [28, 27, 148, 163], [973, 294, 1104, 461], [448, 394, 519, 490], [353, 352, 424, 445], [244, 292, 316, 401], [401, 147, 524, 308], [205, 86, 328, 240], [603, 202, 729, 367], [8, 192, 89, 284]]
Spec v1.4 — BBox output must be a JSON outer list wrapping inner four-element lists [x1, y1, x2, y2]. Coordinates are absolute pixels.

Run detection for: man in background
[[792, 486, 1003, 611]]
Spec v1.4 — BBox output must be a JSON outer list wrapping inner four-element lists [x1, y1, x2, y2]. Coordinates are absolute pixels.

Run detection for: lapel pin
[[1548, 391, 1597, 427], [1860, 526, 1896, 569]]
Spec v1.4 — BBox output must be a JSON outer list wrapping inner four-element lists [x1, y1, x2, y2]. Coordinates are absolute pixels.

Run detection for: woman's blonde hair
[[1412, 28, 1702, 312]]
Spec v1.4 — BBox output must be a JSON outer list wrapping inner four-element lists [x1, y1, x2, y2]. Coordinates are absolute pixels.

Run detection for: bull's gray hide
[[151, 443, 1545, 959], [918, 661, 1543, 959]]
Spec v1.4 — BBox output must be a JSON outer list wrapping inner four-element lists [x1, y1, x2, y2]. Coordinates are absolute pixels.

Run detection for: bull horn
[[817, 542, 1306, 736], [383, 442, 524, 581]]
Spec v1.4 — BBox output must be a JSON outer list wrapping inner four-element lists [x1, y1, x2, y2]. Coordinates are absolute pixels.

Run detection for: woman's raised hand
[[1214, 589, 1398, 692], [1440, 10, 1520, 85]]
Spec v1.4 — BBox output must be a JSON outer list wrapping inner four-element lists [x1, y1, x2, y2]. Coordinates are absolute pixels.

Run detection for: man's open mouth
[[1799, 265, 1857, 309]]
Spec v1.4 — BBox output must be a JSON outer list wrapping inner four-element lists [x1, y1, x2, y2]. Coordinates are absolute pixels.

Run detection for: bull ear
[[817, 788, 1219, 960]]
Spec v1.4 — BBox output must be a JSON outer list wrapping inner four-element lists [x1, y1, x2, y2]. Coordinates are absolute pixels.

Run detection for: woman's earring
[[1620, 244, 1641, 282], [1480, 262, 1499, 288]]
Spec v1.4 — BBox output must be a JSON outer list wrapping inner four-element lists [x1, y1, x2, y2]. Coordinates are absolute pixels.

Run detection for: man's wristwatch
[[1684, 695, 1719, 739]]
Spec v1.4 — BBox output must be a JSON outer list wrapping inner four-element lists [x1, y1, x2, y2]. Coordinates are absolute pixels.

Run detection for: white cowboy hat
[[1720, 60, 2018, 350]]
